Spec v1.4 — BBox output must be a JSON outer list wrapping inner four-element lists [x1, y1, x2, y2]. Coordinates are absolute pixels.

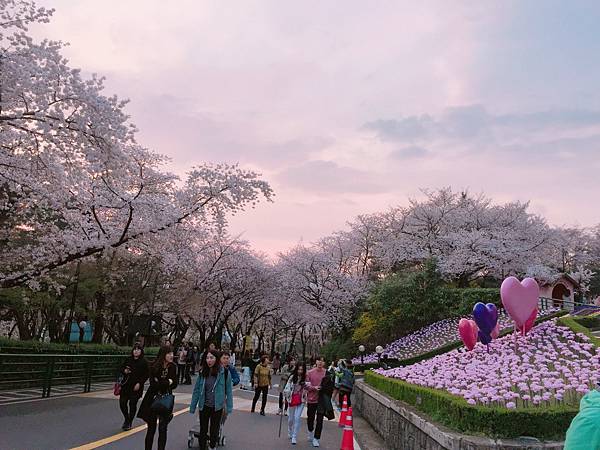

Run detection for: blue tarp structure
[[68, 322, 93, 343]]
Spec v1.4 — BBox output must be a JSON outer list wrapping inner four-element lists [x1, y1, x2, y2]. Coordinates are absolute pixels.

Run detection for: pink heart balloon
[[459, 318, 478, 351], [516, 307, 538, 335], [501, 276, 539, 327]]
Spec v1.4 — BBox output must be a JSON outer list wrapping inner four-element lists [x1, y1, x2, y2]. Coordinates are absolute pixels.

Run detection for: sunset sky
[[36, 1, 600, 255]]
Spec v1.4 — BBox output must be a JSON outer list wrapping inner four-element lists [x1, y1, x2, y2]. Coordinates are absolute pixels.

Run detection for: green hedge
[[558, 316, 600, 346], [573, 316, 600, 331], [364, 371, 576, 440], [0, 337, 159, 355], [441, 288, 501, 315]]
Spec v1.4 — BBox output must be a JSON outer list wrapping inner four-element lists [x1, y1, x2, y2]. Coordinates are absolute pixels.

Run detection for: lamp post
[[375, 345, 384, 367], [358, 345, 365, 365]]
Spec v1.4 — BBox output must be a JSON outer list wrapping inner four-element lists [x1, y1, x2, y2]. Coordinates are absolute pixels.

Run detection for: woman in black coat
[[138, 345, 177, 450], [119, 342, 149, 430]]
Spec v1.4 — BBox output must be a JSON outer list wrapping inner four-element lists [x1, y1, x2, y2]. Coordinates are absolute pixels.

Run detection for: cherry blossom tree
[[0, 1, 273, 289], [368, 188, 563, 286]]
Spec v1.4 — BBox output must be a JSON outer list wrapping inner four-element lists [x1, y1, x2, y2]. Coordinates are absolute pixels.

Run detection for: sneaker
[[291, 437, 297, 445], [277, 409, 282, 415], [312, 438, 320, 447], [284, 410, 288, 416], [260, 410, 265, 416], [307, 431, 314, 442], [121, 420, 128, 430]]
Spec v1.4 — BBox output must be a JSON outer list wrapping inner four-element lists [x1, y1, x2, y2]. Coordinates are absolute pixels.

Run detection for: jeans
[[119, 394, 139, 423], [178, 364, 186, 383], [287, 404, 304, 439], [144, 412, 169, 450], [184, 364, 192, 384], [252, 385, 268, 413], [306, 403, 324, 439], [339, 389, 352, 407], [199, 406, 223, 450]]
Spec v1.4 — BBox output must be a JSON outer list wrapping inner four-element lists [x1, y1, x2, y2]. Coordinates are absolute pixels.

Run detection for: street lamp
[[358, 345, 366, 365], [375, 345, 384, 366]]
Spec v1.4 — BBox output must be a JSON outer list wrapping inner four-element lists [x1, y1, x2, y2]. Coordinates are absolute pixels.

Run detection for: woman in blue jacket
[[190, 349, 233, 450]]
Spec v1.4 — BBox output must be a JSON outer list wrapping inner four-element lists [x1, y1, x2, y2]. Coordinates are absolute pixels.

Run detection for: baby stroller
[[188, 411, 228, 448]]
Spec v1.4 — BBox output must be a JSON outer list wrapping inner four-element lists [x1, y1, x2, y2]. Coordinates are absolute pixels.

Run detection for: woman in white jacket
[[283, 361, 308, 445]]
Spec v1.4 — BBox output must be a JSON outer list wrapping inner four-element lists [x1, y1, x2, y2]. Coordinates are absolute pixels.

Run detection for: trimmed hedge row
[[557, 316, 600, 346], [364, 371, 576, 440], [0, 337, 159, 355], [572, 315, 600, 331], [355, 309, 568, 372]]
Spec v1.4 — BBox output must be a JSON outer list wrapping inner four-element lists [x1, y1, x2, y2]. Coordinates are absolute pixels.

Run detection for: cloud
[[365, 105, 600, 166], [276, 160, 385, 194], [389, 146, 429, 159]]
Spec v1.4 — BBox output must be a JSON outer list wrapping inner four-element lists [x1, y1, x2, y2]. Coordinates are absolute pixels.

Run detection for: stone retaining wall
[[353, 380, 565, 450]]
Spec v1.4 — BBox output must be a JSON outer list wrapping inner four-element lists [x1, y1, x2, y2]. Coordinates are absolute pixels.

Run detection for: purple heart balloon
[[486, 303, 498, 328], [473, 302, 497, 333]]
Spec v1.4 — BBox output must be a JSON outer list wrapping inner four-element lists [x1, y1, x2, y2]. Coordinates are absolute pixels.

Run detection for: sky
[[35, 0, 600, 255]]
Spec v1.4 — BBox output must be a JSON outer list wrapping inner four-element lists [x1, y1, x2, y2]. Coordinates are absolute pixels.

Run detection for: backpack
[[339, 369, 355, 391]]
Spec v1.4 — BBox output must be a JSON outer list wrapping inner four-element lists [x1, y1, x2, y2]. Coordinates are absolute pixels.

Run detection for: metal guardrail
[[0, 353, 127, 398]]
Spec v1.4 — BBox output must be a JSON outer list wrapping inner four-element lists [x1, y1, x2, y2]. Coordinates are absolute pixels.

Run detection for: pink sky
[[37, 1, 600, 255]]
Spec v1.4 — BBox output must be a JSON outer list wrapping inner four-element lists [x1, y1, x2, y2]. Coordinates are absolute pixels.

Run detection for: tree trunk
[[92, 291, 106, 343], [14, 311, 32, 340]]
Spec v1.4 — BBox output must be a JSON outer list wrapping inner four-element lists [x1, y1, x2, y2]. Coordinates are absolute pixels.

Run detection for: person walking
[[138, 345, 177, 450], [283, 361, 308, 445], [278, 357, 296, 416], [306, 356, 327, 447], [177, 344, 188, 384], [184, 343, 195, 384], [272, 353, 281, 374], [337, 360, 355, 408], [118, 343, 149, 430], [251, 355, 271, 415], [190, 349, 233, 450], [190, 345, 200, 376], [249, 350, 261, 388], [220, 351, 240, 387]]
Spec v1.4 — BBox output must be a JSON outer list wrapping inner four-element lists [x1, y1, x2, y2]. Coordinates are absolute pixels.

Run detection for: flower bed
[[355, 307, 560, 365], [375, 319, 599, 409], [364, 371, 577, 440]]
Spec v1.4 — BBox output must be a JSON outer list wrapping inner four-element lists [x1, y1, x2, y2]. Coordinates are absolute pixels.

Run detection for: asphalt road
[[0, 375, 349, 450]]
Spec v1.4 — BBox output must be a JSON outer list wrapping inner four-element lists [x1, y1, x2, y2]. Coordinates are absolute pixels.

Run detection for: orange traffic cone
[[338, 395, 348, 427], [340, 406, 354, 450]]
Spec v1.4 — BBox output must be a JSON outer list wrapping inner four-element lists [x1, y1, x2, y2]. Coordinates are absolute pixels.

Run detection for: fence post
[[43, 358, 55, 398], [85, 359, 93, 393]]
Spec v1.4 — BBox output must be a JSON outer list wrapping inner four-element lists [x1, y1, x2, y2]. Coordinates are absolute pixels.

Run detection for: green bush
[[353, 259, 501, 347], [364, 371, 576, 440], [573, 316, 600, 330], [0, 337, 159, 355], [321, 336, 355, 363], [558, 316, 600, 346], [440, 287, 501, 316]]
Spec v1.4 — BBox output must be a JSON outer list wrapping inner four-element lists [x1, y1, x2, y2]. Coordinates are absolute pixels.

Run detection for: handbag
[[290, 391, 302, 407], [113, 374, 126, 396], [151, 392, 174, 415]]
